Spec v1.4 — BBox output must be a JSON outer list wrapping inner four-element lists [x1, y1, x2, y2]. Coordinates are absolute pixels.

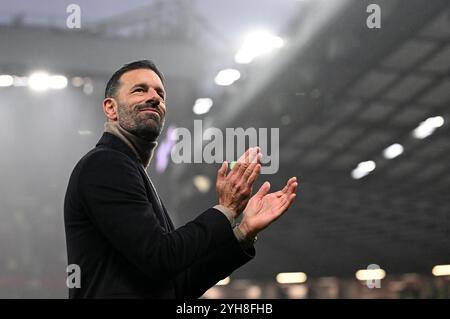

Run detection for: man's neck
[[104, 121, 157, 168]]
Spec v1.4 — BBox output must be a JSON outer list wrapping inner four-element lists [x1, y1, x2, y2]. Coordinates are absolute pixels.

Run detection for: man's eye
[[133, 88, 145, 93]]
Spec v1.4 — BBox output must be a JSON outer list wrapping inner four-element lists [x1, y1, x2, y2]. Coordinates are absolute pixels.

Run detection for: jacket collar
[[96, 132, 141, 164]]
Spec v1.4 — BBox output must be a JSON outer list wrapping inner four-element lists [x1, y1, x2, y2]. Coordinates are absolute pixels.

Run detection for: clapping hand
[[216, 147, 262, 218], [239, 177, 298, 239]]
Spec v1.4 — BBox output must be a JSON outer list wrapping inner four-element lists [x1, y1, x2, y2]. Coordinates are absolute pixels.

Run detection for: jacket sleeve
[[176, 238, 255, 298], [78, 149, 241, 284]]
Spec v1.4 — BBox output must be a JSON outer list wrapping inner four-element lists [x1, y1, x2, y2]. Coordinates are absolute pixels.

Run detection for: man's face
[[114, 69, 166, 141]]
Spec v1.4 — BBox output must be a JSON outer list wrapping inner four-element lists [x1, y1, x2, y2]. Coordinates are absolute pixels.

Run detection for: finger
[[230, 148, 258, 179], [281, 177, 297, 193], [217, 161, 228, 180], [236, 156, 251, 177], [256, 181, 271, 198], [287, 182, 298, 195], [287, 193, 297, 208], [242, 161, 258, 180], [227, 160, 241, 178], [276, 180, 296, 197], [245, 147, 261, 164], [228, 161, 237, 171], [247, 163, 261, 186], [251, 147, 261, 164], [279, 193, 296, 212], [285, 192, 297, 206], [281, 177, 294, 193], [289, 193, 297, 204], [280, 184, 296, 200], [237, 147, 253, 164]]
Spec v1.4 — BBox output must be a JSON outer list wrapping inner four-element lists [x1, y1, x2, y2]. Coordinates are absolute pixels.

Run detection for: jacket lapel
[[138, 166, 170, 231], [97, 132, 172, 232]]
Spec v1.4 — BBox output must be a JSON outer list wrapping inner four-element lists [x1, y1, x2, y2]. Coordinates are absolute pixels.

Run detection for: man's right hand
[[216, 147, 261, 218]]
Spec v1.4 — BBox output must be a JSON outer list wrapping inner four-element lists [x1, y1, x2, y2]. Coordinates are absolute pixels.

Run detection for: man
[[64, 60, 298, 298]]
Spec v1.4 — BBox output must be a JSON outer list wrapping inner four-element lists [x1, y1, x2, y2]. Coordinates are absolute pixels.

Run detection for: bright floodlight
[[28, 72, 50, 91], [0, 75, 14, 87], [235, 30, 284, 64], [193, 98, 213, 115], [351, 160, 376, 179], [383, 143, 404, 159], [214, 69, 241, 86], [432, 264, 450, 276], [216, 277, 230, 286], [355, 268, 386, 281], [49, 75, 68, 89], [276, 272, 307, 284], [412, 116, 445, 139]]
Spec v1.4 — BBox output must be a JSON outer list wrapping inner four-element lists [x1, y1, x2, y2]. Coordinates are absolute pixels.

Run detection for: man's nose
[[145, 88, 161, 106]]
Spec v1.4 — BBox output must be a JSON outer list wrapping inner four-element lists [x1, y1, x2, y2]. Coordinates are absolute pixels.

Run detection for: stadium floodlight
[[49, 75, 68, 89], [0, 75, 14, 87], [214, 69, 241, 86], [235, 30, 284, 64], [28, 72, 50, 92], [193, 98, 213, 115], [351, 160, 376, 179]]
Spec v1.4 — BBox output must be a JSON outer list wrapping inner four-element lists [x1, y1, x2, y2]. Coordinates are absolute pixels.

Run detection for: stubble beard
[[117, 102, 165, 141]]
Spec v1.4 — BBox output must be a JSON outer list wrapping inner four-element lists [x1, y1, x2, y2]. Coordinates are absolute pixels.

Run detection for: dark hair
[[104, 60, 165, 98]]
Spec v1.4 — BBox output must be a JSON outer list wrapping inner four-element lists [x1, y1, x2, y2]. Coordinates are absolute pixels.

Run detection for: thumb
[[256, 181, 271, 198]]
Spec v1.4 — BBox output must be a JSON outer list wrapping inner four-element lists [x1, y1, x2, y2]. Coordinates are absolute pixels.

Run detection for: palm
[[242, 177, 298, 237]]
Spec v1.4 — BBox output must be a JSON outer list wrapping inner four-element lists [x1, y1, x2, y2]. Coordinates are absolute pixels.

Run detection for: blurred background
[[0, 0, 449, 298]]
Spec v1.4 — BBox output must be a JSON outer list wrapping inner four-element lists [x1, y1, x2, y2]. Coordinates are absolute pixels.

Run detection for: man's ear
[[103, 97, 118, 121]]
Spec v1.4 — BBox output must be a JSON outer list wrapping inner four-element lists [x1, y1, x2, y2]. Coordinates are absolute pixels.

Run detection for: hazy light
[[202, 287, 223, 299], [4, 73, 69, 90], [383, 143, 404, 159], [351, 160, 376, 179], [193, 98, 213, 115], [49, 75, 68, 89], [0, 75, 14, 87], [216, 277, 230, 286], [276, 272, 307, 284], [83, 82, 94, 95], [286, 284, 308, 299], [28, 72, 50, 91], [215, 69, 241, 86], [235, 30, 284, 64], [432, 264, 450, 276], [245, 286, 262, 298], [71, 77, 84, 87], [355, 268, 386, 281], [280, 115, 292, 126], [193, 175, 211, 193], [412, 116, 445, 139], [13, 76, 28, 87], [78, 130, 93, 136]]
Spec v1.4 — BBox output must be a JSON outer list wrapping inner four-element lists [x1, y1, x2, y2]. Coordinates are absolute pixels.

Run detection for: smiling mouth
[[139, 109, 160, 117]]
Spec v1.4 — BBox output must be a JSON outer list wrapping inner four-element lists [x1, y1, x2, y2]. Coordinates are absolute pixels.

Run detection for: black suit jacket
[[64, 132, 254, 298]]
